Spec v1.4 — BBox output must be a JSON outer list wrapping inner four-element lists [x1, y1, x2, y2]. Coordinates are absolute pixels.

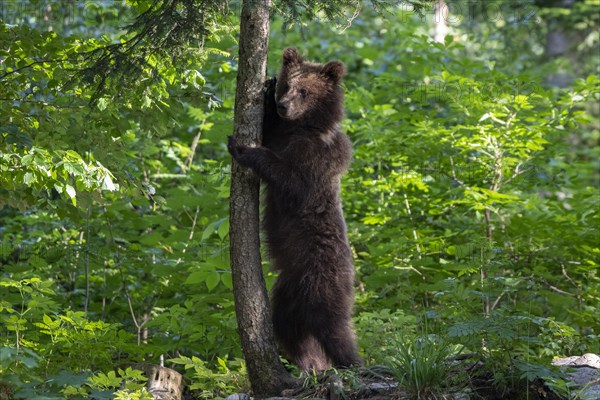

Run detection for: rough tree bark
[[229, 0, 295, 397]]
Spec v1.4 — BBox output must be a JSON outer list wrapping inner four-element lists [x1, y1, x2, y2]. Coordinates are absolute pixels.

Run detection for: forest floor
[[273, 368, 562, 400], [217, 354, 600, 400]]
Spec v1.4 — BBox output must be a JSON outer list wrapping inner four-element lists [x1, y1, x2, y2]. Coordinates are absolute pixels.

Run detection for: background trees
[[0, 1, 598, 399]]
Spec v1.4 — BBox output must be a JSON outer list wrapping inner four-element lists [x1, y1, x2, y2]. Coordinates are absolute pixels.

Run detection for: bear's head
[[275, 48, 345, 122]]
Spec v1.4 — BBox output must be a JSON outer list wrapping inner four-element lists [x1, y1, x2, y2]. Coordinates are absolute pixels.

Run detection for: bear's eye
[[299, 88, 308, 98]]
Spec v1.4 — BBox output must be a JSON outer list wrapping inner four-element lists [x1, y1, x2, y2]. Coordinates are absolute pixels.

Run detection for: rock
[[225, 394, 250, 400], [450, 391, 471, 400], [365, 382, 398, 392], [263, 398, 302, 400], [552, 353, 600, 399], [552, 353, 600, 369], [566, 367, 600, 399], [265, 397, 295, 400]]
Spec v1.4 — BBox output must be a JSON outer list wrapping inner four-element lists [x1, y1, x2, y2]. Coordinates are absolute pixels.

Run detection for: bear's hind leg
[[315, 320, 361, 368], [272, 285, 330, 373], [292, 335, 330, 373], [274, 316, 330, 372]]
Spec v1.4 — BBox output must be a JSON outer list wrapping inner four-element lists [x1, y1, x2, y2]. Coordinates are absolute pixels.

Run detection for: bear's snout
[[276, 102, 289, 117]]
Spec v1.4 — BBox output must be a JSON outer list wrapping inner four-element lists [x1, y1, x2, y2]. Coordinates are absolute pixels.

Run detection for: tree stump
[[135, 364, 183, 400]]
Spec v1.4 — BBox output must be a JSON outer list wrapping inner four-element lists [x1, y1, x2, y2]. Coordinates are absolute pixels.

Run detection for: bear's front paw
[[227, 135, 246, 160], [264, 77, 277, 110], [265, 77, 277, 93]]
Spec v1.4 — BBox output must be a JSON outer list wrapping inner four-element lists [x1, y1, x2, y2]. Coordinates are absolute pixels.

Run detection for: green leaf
[[217, 218, 229, 240], [65, 184, 76, 198], [97, 98, 108, 111], [23, 172, 36, 185], [205, 271, 220, 291], [102, 174, 117, 191], [184, 270, 220, 291], [221, 272, 232, 289], [201, 222, 216, 241], [65, 150, 82, 160], [21, 154, 34, 166], [63, 162, 85, 176], [362, 215, 388, 225], [185, 271, 206, 285]]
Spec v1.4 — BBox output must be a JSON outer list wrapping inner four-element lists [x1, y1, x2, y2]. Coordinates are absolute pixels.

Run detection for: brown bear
[[228, 48, 360, 372]]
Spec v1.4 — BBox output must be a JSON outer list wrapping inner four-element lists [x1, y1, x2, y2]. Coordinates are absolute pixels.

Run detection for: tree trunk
[[433, 0, 448, 44], [538, 0, 580, 87], [229, 0, 295, 397]]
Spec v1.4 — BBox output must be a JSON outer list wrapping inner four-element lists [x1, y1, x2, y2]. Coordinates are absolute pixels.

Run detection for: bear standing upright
[[228, 48, 361, 372]]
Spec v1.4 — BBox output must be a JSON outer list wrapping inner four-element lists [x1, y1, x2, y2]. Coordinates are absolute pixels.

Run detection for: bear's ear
[[282, 47, 302, 66], [320, 61, 345, 84]]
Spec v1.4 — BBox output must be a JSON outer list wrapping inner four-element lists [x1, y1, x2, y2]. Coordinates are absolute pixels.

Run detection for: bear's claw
[[227, 135, 239, 159], [264, 78, 277, 111]]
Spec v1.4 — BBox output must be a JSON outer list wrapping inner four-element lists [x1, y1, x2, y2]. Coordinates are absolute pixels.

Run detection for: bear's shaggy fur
[[228, 48, 360, 372]]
